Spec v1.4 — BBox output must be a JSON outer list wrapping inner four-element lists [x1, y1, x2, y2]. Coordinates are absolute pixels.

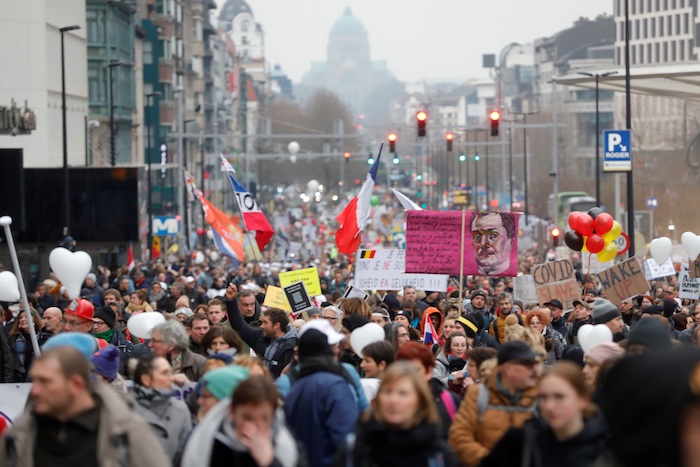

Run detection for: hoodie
[[420, 307, 444, 336]]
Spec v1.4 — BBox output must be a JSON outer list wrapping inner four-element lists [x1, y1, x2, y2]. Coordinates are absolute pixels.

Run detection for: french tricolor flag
[[335, 144, 383, 255], [422, 312, 439, 345], [220, 155, 274, 251]]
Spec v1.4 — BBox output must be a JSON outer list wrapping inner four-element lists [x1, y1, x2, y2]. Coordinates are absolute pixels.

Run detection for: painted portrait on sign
[[467, 212, 519, 277]]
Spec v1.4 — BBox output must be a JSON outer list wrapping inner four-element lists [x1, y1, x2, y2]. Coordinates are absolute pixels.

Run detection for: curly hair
[[525, 308, 551, 328]]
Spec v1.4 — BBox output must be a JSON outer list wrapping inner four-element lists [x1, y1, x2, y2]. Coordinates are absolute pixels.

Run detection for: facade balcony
[[193, 77, 205, 93], [153, 19, 173, 38], [158, 58, 174, 82], [160, 102, 174, 126], [191, 41, 205, 57]]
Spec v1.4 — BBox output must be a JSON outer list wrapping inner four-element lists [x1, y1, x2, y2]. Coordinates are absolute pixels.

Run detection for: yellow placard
[[279, 267, 322, 297], [262, 285, 291, 312]]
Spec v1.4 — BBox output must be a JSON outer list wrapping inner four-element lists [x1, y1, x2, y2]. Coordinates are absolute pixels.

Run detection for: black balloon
[[564, 230, 584, 251], [588, 207, 603, 219]]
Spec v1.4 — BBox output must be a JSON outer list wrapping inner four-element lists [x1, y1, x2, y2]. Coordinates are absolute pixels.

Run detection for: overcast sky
[[214, 0, 613, 84]]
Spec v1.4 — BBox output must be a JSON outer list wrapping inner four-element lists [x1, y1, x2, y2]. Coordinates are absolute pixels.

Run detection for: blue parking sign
[[603, 130, 631, 172]]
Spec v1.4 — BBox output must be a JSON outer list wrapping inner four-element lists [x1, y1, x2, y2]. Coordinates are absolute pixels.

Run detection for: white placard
[[354, 249, 449, 292], [679, 263, 700, 300], [513, 275, 538, 304], [644, 258, 676, 280]]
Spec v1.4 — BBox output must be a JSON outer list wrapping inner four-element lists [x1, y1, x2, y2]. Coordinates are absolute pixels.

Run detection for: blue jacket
[[285, 370, 359, 467]]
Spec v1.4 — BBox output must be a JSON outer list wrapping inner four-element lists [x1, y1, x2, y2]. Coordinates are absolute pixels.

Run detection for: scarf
[[93, 328, 114, 342], [133, 384, 172, 418]]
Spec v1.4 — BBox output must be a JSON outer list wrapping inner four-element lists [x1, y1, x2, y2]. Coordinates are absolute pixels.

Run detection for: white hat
[[185, 276, 195, 284], [299, 319, 345, 345], [43, 279, 58, 288]]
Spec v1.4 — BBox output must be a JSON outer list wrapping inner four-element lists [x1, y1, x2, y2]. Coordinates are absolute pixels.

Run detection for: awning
[[556, 63, 700, 100]]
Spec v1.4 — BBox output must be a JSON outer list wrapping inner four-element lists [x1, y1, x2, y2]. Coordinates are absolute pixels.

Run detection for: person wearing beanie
[[91, 345, 128, 395], [466, 290, 490, 320], [583, 342, 624, 391], [284, 329, 360, 467], [626, 317, 673, 355], [42, 332, 100, 359], [382, 292, 401, 314], [340, 314, 370, 371], [196, 365, 250, 420], [592, 298, 626, 339], [91, 306, 133, 366]]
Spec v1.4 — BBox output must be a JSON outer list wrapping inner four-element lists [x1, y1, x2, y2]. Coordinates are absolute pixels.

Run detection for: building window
[[88, 67, 102, 104], [163, 39, 171, 59], [685, 13, 690, 34], [660, 17, 664, 36], [676, 14, 681, 35], [664, 42, 669, 61], [668, 15, 673, 35], [631, 0, 636, 13], [672, 0, 676, 8], [635, 19, 640, 39], [672, 41, 677, 61], [656, 0, 660, 10], [241, 35, 249, 45], [143, 41, 153, 65], [241, 20, 249, 32], [651, 17, 656, 37], [655, 42, 660, 62], [680, 39, 685, 59], [644, 18, 648, 37], [647, 43, 653, 62], [86, 10, 101, 44], [632, 45, 637, 64]]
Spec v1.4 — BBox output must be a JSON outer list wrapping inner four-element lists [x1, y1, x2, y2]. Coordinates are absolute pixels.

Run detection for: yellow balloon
[[597, 243, 618, 262], [581, 235, 589, 253], [603, 221, 622, 243]]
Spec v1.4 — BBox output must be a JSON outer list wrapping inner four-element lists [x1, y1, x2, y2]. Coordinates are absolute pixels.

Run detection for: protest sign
[[283, 281, 314, 317], [513, 275, 538, 304], [343, 285, 370, 300], [531, 258, 580, 311], [354, 248, 449, 292], [580, 252, 614, 274], [405, 210, 519, 277], [597, 256, 650, 306], [279, 267, 322, 296], [690, 255, 700, 279], [262, 285, 291, 312], [679, 263, 700, 300], [644, 258, 676, 280], [0, 383, 31, 424]]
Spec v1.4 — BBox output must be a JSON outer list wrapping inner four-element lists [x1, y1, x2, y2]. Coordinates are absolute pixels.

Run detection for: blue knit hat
[[42, 333, 99, 360], [91, 345, 120, 380], [201, 366, 250, 401]]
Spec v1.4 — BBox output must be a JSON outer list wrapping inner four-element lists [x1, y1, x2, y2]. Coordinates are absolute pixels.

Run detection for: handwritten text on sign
[[679, 263, 700, 300], [597, 256, 649, 306], [354, 249, 449, 292], [279, 267, 322, 296], [531, 259, 580, 311], [404, 211, 519, 276]]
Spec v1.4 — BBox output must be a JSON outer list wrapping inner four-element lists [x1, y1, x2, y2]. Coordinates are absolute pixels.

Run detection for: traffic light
[[489, 110, 501, 137], [551, 227, 561, 246], [368, 154, 375, 165], [160, 143, 168, 179], [417, 190, 423, 197], [474, 154, 480, 161], [416, 111, 427, 137], [445, 132, 454, 152], [392, 155, 400, 165], [343, 151, 351, 163], [459, 153, 466, 162], [388, 132, 397, 153]]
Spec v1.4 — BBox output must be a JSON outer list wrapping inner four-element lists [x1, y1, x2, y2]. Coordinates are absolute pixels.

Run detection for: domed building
[[298, 8, 396, 114], [218, 0, 264, 61]]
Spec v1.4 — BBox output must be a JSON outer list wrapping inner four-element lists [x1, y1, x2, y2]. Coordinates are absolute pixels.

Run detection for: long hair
[[365, 361, 440, 427], [10, 308, 43, 335], [339, 297, 372, 318], [544, 361, 597, 417]]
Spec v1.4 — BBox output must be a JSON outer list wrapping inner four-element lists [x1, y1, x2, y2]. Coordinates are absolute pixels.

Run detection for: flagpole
[[459, 208, 466, 316], [223, 175, 263, 268]]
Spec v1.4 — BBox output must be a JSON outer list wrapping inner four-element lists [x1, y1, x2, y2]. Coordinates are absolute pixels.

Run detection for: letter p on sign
[[608, 133, 622, 151]]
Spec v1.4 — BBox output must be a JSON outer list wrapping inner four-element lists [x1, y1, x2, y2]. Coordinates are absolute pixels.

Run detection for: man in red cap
[[63, 299, 95, 334]]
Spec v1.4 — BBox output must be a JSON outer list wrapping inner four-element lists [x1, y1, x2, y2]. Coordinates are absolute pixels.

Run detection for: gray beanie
[[592, 298, 621, 325]]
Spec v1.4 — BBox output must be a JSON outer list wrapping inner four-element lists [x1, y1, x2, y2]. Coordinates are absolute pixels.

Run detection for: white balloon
[[579, 324, 613, 353], [290, 155, 297, 164], [49, 248, 92, 299], [209, 251, 220, 262], [681, 232, 700, 261], [307, 180, 319, 192], [649, 237, 673, 266], [194, 251, 205, 265], [287, 141, 300, 154], [350, 323, 385, 357], [127, 312, 165, 339], [0, 271, 20, 302]]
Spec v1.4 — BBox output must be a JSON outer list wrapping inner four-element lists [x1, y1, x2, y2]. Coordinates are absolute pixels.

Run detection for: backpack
[[476, 382, 536, 423]]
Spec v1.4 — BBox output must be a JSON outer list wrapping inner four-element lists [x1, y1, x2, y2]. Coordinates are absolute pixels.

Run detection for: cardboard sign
[[580, 252, 614, 274], [644, 258, 676, 280], [531, 259, 580, 311], [597, 256, 650, 306], [405, 210, 519, 277], [263, 285, 291, 312], [279, 267, 322, 296], [343, 285, 370, 300], [679, 263, 700, 299], [283, 281, 314, 317], [354, 248, 449, 292], [513, 275, 538, 304], [690, 255, 700, 279]]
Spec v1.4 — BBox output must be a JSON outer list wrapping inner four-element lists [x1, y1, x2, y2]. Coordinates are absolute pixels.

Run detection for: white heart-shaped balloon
[[649, 237, 672, 266], [127, 312, 165, 339], [49, 248, 92, 299], [0, 271, 20, 302], [350, 323, 385, 357], [577, 324, 595, 344], [579, 324, 613, 353], [681, 232, 700, 261]]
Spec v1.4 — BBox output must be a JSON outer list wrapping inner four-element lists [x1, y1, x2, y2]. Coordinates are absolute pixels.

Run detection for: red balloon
[[594, 213, 614, 235], [568, 212, 582, 231], [577, 215, 595, 237], [586, 234, 605, 253]]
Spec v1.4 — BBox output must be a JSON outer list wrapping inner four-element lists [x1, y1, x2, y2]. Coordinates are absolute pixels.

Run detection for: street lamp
[[146, 91, 161, 259], [577, 70, 617, 207], [60, 25, 80, 237], [512, 110, 539, 224], [108, 60, 128, 167]]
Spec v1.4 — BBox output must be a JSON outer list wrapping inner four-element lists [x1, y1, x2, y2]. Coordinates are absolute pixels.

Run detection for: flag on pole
[[184, 170, 199, 202], [391, 188, 422, 211], [335, 145, 383, 255], [127, 243, 135, 273], [422, 312, 439, 345], [220, 154, 274, 251]]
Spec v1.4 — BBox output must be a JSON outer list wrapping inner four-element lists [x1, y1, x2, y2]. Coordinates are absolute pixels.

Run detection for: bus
[[548, 192, 602, 228]]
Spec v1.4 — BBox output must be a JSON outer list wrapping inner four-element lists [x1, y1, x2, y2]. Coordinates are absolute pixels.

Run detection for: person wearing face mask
[[131, 354, 193, 465]]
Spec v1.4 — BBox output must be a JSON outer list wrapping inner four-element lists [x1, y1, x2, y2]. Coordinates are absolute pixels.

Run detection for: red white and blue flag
[[220, 155, 274, 251], [422, 312, 439, 345], [335, 144, 383, 255]]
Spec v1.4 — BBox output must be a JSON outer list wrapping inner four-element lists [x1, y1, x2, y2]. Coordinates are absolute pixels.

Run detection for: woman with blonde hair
[[338, 297, 372, 319], [337, 361, 459, 466], [125, 288, 154, 314]]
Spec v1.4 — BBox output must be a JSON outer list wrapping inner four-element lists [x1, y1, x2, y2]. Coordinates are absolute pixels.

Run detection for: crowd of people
[[0, 256, 699, 467]]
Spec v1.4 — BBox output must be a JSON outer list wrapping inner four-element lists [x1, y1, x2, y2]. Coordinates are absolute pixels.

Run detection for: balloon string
[[583, 253, 592, 299]]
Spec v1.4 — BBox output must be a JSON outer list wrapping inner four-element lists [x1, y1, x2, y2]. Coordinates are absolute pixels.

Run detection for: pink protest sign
[[405, 210, 519, 277]]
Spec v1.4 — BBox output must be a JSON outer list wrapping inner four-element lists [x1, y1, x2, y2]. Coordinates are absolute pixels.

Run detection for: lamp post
[[60, 25, 80, 236], [146, 91, 161, 259], [108, 61, 127, 167], [513, 110, 538, 225], [624, 0, 635, 257], [578, 70, 617, 207]]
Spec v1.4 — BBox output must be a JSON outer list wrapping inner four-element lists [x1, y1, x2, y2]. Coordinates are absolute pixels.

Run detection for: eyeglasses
[[92, 321, 107, 328]]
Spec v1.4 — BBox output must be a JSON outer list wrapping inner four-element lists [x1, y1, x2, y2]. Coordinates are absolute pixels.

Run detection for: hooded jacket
[[0, 382, 171, 467], [419, 307, 444, 337], [181, 398, 304, 467]]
